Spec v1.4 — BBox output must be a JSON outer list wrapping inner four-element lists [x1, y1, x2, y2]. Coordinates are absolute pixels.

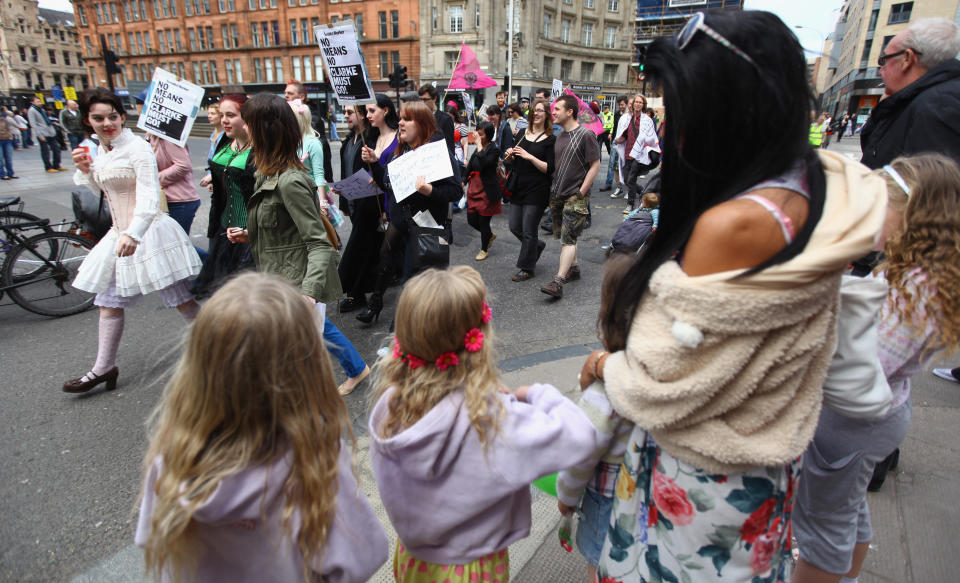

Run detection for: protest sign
[[64, 86, 78, 101], [551, 79, 563, 101], [387, 140, 453, 202], [332, 169, 380, 200], [315, 21, 375, 106], [137, 68, 205, 147]]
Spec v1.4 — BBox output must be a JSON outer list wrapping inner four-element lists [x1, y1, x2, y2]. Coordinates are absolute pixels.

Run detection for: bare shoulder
[[682, 199, 790, 276]]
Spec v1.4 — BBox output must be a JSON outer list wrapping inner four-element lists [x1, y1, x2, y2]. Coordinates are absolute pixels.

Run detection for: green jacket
[[247, 168, 342, 302]]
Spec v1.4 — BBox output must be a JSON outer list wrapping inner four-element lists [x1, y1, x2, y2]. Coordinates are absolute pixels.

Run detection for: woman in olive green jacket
[[227, 93, 370, 396]]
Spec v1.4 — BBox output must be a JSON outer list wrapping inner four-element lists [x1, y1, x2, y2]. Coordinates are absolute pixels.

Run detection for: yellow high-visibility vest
[[809, 123, 824, 146], [602, 110, 614, 132]]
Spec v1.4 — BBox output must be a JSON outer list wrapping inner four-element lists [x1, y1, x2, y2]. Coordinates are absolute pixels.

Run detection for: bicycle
[[0, 205, 96, 317], [0, 196, 54, 235]]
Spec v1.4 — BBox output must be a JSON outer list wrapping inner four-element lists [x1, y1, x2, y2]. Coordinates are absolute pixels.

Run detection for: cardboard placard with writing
[[136, 68, 205, 147], [314, 21, 375, 106]]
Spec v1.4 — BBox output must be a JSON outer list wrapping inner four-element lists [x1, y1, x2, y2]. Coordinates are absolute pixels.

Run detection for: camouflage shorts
[[550, 191, 590, 245]]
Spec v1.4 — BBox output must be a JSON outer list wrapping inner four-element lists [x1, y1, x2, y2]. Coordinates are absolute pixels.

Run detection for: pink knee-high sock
[[177, 300, 201, 322], [91, 315, 124, 377]]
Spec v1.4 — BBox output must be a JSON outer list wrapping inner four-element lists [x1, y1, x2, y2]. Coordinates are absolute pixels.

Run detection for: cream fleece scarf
[[604, 151, 888, 474]]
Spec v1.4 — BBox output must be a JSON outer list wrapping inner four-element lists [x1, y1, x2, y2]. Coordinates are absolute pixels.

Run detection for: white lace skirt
[[73, 214, 202, 297]]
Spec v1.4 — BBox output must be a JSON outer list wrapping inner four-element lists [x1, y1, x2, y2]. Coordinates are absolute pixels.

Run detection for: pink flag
[[448, 43, 498, 90], [563, 89, 605, 136]]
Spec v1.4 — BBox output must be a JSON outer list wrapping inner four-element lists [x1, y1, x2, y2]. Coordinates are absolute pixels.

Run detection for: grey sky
[[39, 0, 844, 57]]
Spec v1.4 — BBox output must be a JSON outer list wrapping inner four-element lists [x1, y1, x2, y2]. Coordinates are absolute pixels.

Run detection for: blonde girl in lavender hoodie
[[370, 266, 598, 583], [136, 273, 388, 583]]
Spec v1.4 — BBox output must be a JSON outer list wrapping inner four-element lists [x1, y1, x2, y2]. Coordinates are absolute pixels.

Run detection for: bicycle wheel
[[2, 232, 95, 317], [0, 210, 54, 235]]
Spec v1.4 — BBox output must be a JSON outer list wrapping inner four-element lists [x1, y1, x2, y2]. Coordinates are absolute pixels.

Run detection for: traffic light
[[104, 50, 121, 75], [634, 45, 648, 75], [389, 65, 407, 89]]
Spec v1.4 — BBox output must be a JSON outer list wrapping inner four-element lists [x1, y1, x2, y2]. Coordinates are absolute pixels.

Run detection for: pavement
[[2, 134, 958, 582]]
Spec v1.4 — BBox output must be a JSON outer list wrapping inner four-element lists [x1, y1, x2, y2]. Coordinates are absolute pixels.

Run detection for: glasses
[[878, 48, 921, 67], [419, 96, 432, 102], [676, 12, 758, 69]]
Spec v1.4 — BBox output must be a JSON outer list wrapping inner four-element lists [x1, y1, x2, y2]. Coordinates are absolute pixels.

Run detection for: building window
[[301, 19, 309, 45], [31, 47, 38, 63], [581, 62, 594, 81], [391, 10, 399, 37], [254, 58, 262, 82], [475, 0, 480, 28], [543, 13, 551, 39], [379, 51, 388, 77], [184, 0, 191, 15], [603, 63, 618, 83], [355, 13, 364, 38], [145, 32, 152, 52], [604, 25, 616, 49], [444, 50, 459, 73], [192, 62, 201, 82], [110, 3, 119, 22], [136, 32, 144, 53], [230, 24, 239, 47], [607, 0, 618, 11], [174, 29, 182, 51], [265, 57, 273, 82], [252, 23, 261, 47], [543, 55, 553, 77], [234, 59, 243, 82], [206, 27, 215, 50], [189, 28, 197, 50], [432, 7, 437, 30], [314, 56, 323, 81], [289, 20, 298, 45], [378, 11, 387, 38], [53, 73, 62, 86], [201, 61, 210, 83], [303, 55, 312, 81], [861, 39, 872, 65], [868, 8, 879, 31], [48, 49, 57, 64], [95, 4, 103, 23], [292, 56, 301, 80], [275, 57, 283, 81], [78, 5, 87, 25], [271, 21, 280, 45], [449, 5, 463, 33], [585, 0, 593, 8], [18, 46, 25, 61], [561, 19, 570, 43], [64, 51, 71, 65], [262, 22, 271, 46], [158, 30, 167, 52], [560, 58, 572, 79], [582, 23, 593, 46], [391, 50, 400, 72], [888, 2, 912, 24], [224, 59, 233, 83]]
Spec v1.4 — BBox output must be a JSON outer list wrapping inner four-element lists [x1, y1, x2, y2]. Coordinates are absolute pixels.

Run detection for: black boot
[[356, 293, 383, 324], [868, 448, 900, 492]]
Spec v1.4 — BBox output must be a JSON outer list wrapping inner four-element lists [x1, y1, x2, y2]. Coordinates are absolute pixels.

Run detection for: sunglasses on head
[[676, 12, 758, 69]]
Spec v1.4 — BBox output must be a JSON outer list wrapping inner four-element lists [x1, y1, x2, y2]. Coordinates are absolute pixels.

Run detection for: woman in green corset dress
[[192, 94, 257, 298]]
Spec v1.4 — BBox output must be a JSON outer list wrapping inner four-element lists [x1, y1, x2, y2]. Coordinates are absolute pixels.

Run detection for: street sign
[[64, 86, 78, 101]]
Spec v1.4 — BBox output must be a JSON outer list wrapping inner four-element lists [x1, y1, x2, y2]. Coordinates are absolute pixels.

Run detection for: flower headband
[[883, 164, 911, 196], [288, 98, 310, 116], [393, 302, 492, 370]]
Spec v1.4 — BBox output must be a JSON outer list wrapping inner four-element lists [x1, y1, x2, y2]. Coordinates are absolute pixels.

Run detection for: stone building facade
[[0, 1, 89, 99]]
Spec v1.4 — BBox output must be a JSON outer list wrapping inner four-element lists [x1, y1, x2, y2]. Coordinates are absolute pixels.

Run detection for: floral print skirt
[[393, 540, 510, 583], [598, 428, 799, 583]]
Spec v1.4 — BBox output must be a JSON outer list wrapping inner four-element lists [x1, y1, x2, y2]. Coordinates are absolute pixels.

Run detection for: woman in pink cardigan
[[149, 134, 201, 239]]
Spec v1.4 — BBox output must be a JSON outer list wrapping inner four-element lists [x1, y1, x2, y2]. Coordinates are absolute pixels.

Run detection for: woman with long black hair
[[464, 121, 502, 261], [356, 99, 461, 324], [336, 102, 388, 313], [573, 11, 887, 582]]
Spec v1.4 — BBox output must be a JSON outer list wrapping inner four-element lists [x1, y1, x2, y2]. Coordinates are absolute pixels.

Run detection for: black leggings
[[374, 220, 408, 295], [467, 212, 493, 250]]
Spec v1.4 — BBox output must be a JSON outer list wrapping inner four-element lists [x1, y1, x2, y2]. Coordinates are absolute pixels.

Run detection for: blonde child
[[792, 154, 960, 583], [136, 273, 388, 582], [556, 252, 638, 583], [369, 266, 598, 583]]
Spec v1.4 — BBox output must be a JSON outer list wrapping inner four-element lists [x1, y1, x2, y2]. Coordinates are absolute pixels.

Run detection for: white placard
[[551, 79, 563, 101], [315, 21, 375, 106], [387, 140, 453, 202], [136, 68, 205, 147]]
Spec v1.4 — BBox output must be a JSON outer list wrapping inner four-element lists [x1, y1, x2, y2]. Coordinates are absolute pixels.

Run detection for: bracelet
[[593, 351, 607, 380]]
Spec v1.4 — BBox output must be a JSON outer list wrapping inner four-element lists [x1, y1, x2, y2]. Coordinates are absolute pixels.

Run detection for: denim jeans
[[605, 148, 619, 187], [509, 203, 547, 271], [39, 138, 61, 170], [166, 199, 208, 262], [323, 318, 366, 377], [0, 140, 14, 178], [68, 132, 84, 151]]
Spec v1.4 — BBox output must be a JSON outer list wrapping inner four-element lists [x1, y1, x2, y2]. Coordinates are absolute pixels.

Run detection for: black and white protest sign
[[136, 68, 205, 147], [315, 21, 375, 106]]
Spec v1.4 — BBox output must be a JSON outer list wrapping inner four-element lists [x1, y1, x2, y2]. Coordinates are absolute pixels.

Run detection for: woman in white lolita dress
[[63, 88, 201, 394]]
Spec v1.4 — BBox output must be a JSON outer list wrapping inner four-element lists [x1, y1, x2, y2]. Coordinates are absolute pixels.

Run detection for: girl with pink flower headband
[[368, 266, 598, 583]]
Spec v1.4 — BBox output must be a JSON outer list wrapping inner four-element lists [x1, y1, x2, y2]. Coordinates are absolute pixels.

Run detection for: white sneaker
[[932, 368, 959, 383], [610, 188, 622, 199]]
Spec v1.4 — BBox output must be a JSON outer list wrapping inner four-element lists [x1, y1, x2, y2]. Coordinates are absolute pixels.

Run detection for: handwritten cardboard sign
[[387, 140, 453, 202], [332, 169, 380, 200]]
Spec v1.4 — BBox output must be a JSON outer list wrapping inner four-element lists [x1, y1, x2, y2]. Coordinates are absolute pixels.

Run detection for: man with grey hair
[[860, 17, 960, 168], [59, 100, 85, 150]]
